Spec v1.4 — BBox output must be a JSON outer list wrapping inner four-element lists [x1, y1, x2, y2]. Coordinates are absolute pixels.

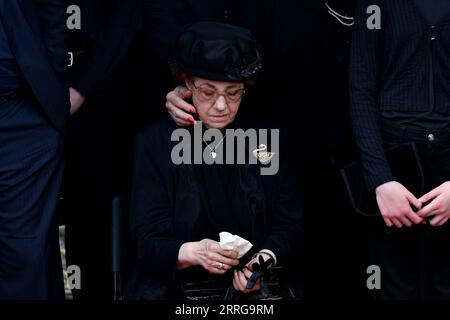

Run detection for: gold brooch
[[252, 144, 275, 165]]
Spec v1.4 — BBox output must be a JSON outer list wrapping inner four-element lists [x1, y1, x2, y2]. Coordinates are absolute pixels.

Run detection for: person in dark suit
[[125, 22, 302, 300], [0, 0, 69, 299], [350, 0, 450, 299]]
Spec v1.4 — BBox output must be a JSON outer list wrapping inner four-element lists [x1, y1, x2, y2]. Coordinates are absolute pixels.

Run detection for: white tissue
[[219, 231, 253, 259]]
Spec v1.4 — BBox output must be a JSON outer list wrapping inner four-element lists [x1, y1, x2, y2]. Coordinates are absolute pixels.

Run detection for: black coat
[[124, 117, 303, 299], [0, 0, 67, 299]]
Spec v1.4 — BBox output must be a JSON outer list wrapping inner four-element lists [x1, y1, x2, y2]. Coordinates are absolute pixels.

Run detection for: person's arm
[[71, 0, 142, 98], [130, 129, 182, 274], [35, 0, 68, 82], [130, 128, 238, 274], [166, 86, 197, 126], [350, 0, 423, 228], [349, 0, 392, 191]]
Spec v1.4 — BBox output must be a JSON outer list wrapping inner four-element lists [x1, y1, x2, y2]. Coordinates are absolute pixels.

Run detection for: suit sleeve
[[71, 0, 142, 97], [349, 0, 393, 191], [130, 129, 182, 274], [35, 0, 68, 82]]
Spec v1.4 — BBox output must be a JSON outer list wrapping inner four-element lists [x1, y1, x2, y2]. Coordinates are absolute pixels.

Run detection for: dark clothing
[[0, 96, 65, 300], [0, 0, 69, 132], [0, 17, 19, 97], [124, 117, 302, 300], [269, 1, 367, 299], [350, 0, 450, 300], [381, 0, 450, 131], [350, 0, 450, 191], [367, 119, 450, 299], [0, 0, 68, 299], [69, 0, 142, 97], [382, 111, 450, 131], [414, 0, 450, 25]]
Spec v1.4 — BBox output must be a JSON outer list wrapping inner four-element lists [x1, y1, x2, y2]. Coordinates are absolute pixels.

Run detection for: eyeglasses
[[191, 82, 246, 103]]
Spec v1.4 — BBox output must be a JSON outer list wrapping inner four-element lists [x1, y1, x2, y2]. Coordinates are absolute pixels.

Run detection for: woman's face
[[187, 77, 245, 129]]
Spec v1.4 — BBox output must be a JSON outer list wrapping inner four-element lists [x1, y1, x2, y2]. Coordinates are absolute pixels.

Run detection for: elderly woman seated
[[124, 22, 302, 300]]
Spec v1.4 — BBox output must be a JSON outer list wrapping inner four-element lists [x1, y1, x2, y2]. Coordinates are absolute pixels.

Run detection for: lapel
[[1, 0, 68, 131]]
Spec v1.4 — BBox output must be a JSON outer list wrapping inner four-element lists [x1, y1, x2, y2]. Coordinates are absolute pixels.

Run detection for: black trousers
[[367, 120, 450, 299], [0, 94, 65, 299]]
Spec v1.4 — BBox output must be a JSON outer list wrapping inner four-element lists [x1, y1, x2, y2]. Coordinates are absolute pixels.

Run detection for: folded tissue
[[219, 231, 253, 259]]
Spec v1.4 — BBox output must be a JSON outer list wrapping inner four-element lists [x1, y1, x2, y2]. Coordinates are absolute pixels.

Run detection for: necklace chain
[[203, 133, 228, 158]]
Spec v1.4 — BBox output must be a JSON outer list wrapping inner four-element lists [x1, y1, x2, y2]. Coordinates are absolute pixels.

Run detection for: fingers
[[207, 242, 239, 259], [399, 216, 413, 227], [237, 270, 249, 289], [233, 269, 261, 293], [382, 212, 408, 228], [166, 87, 196, 127], [205, 251, 239, 269], [201, 260, 227, 275], [383, 217, 393, 227], [406, 210, 423, 225], [381, 204, 422, 228], [438, 217, 449, 226], [405, 192, 422, 211], [242, 267, 253, 279], [198, 240, 240, 274], [377, 184, 423, 228], [166, 88, 196, 114], [233, 271, 246, 292], [417, 199, 440, 218], [390, 210, 422, 228], [430, 214, 450, 227], [391, 218, 403, 228], [174, 85, 193, 101], [418, 187, 440, 204], [167, 101, 195, 126]]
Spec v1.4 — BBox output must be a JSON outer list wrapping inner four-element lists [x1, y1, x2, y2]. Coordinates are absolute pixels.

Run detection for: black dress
[[124, 117, 303, 300]]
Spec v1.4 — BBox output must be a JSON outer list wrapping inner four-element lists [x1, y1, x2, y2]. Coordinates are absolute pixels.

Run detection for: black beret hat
[[175, 22, 263, 82]]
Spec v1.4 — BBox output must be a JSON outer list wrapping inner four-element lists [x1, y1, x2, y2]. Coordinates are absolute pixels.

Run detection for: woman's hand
[[375, 181, 423, 228], [233, 267, 261, 293], [232, 250, 275, 293], [166, 86, 197, 126], [177, 239, 239, 274], [417, 181, 450, 226]]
